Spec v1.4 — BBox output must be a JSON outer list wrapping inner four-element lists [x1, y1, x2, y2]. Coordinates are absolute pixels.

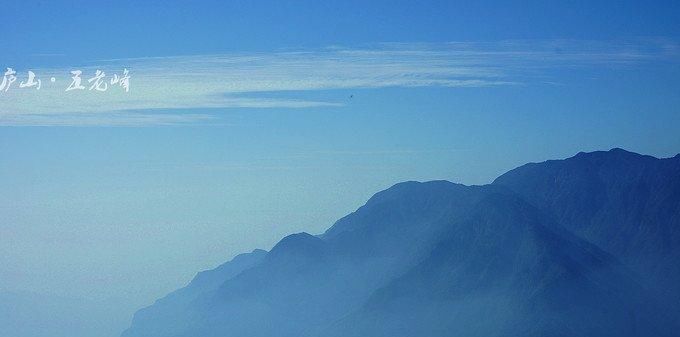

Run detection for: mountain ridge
[[123, 148, 680, 337]]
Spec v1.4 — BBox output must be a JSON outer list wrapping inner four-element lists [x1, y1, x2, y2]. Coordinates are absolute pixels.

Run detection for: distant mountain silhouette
[[493, 148, 680, 312], [123, 149, 680, 337]]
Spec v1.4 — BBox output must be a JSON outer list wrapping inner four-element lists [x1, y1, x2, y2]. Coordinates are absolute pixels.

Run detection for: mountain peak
[[609, 147, 630, 153], [267, 232, 325, 260], [572, 147, 653, 160], [367, 180, 464, 203], [323, 180, 474, 239]]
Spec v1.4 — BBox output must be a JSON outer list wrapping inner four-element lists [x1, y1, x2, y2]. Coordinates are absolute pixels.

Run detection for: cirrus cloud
[[1, 39, 677, 126]]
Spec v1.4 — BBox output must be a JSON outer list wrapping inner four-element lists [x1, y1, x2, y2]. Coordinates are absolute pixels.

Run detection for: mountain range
[[122, 148, 680, 337]]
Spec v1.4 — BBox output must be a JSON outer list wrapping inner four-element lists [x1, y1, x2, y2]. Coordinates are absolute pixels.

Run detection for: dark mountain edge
[[493, 147, 680, 311], [123, 148, 680, 337]]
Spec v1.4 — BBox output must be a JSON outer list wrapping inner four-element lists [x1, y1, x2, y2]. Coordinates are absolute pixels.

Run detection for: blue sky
[[1, 0, 680, 315]]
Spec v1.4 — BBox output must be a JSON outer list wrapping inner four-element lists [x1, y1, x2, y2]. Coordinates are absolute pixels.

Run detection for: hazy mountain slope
[[329, 192, 674, 337], [122, 149, 680, 337], [124, 181, 493, 337], [122, 249, 266, 337], [493, 148, 680, 309]]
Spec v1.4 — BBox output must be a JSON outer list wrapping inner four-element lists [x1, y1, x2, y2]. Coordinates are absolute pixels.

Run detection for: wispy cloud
[[1, 39, 677, 126]]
